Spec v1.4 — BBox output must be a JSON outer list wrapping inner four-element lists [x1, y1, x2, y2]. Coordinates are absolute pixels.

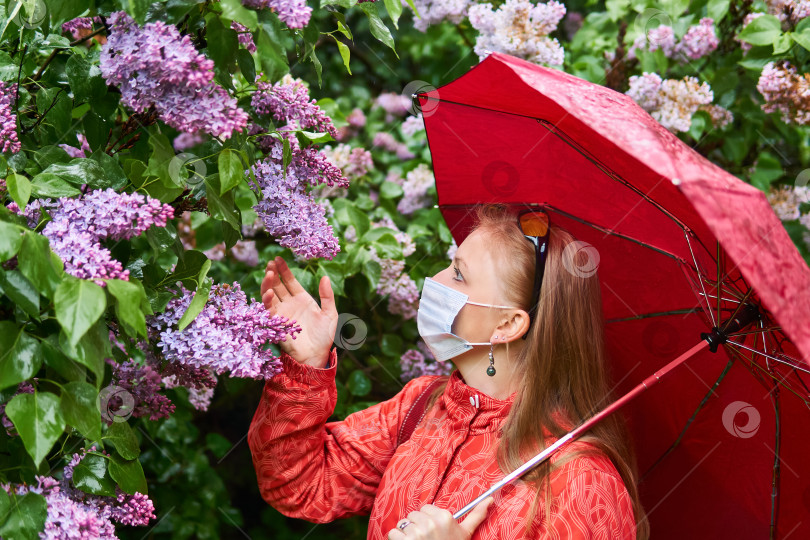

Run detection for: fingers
[[318, 275, 336, 316], [273, 256, 306, 296], [458, 497, 494, 537], [263, 266, 290, 302], [261, 287, 278, 311]]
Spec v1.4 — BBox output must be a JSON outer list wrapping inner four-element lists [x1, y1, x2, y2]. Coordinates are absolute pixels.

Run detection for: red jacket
[[248, 348, 637, 539]]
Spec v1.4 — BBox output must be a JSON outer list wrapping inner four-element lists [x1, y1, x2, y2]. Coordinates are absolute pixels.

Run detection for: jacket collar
[[439, 370, 516, 432]]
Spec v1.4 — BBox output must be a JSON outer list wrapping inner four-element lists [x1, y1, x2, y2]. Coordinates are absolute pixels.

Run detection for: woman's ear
[[492, 310, 531, 343]]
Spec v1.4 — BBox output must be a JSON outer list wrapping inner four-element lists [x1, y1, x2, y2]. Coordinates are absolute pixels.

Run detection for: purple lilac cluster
[[99, 11, 248, 139], [373, 132, 415, 160], [249, 150, 342, 259], [149, 281, 301, 380], [173, 131, 206, 151], [335, 107, 367, 141], [400, 342, 453, 381], [370, 251, 419, 320], [322, 143, 374, 179], [628, 18, 718, 61], [1, 446, 155, 539], [766, 0, 810, 24], [106, 358, 176, 422], [241, 0, 312, 28], [61, 16, 102, 40], [59, 133, 91, 159], [0, 81, 20, 154], [374, 92, 411, 122], [231, 21, 257, 53], [396, 163, 435, 215], [251, 74, 337, 138], [626, 72, 722, 133], [7, 188, 174, 285], [757, 60, 810, 125]]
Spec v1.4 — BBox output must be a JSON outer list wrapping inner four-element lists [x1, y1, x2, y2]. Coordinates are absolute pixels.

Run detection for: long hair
[[428, 203, 649, 538]]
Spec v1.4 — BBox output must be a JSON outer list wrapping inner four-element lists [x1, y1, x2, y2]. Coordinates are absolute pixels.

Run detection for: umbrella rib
[[724, 341, 810, 376], [418, 95, 695, 233], [685, 231, 717, 328], [605, 308, 704, 324], [716, 241, 721, 327], [640, 358, 735, 483], [729, 345, 810, 408]]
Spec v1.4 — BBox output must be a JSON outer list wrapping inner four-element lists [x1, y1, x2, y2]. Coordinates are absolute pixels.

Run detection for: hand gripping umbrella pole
[[452, 304, 761, 520]]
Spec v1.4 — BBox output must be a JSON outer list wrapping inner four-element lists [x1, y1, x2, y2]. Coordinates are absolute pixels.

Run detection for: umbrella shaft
[[452, 339, 711, 521]]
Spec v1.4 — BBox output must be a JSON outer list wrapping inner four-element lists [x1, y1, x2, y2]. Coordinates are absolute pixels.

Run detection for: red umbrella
[[416, 52, 810, 539]]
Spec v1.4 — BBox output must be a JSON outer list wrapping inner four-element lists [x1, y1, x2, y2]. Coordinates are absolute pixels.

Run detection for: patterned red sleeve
[[541, 469, 637, 540], [247, 348, 434, 523]]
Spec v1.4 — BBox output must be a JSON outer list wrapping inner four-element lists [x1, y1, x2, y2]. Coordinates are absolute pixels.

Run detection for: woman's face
[[431, 229, 526, 346]]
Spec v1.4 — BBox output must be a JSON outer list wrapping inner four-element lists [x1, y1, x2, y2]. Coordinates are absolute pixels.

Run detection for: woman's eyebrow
[[453, 255, 468, 272]]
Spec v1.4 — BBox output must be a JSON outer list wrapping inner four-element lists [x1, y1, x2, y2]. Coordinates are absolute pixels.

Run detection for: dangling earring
[[487, 337, 497, 377]]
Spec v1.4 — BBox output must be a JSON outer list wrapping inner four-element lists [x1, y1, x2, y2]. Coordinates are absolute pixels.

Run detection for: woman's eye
[[453, 265, 463, 282]]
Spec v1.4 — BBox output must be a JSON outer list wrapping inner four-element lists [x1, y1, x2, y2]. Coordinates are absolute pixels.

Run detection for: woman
[[248, 204, 649, 539]]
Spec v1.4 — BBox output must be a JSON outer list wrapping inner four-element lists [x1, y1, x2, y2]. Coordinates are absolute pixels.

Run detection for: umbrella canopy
[[417, 51, 810, 539]]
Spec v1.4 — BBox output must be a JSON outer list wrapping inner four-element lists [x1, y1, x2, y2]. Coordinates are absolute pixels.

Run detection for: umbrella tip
[[671, 177, 682, 186]]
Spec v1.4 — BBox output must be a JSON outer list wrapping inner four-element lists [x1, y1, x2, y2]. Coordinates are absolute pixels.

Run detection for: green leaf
[[774, 32, 793, 54], [103, 421, 141, 460], [379, 180, 404, 199], [90, 150, 128, 191], [255, 26, 289, 82], [145, 132, 182, 188], [0, 50, 18, 82], [5, 392, 65, 468], [177, 276, 212, 331], [707, 0, 730, 22], [0, 491, 48, 540], [331, 35, 352, 74], [218, 149, 244, 195], [6, 174, 31, 211], [383, 0, 403, 29], [738, 15, 782, 46], [790, 27, 810, 51], [0, 269, 40, 318], [41, 338, 86, 383], [236, 47, 256, 82], [72, 452, 117, 497], [105, 279, 148, 338], [55, 277, 107, 348], [127, 0, 150, 24], [347, 370, 372, 396], [372, 232, 402, 259], [30, 172, 83, 198], [363, 259, 381, 295], [61, 381, 102, 441], [108, 453, 147, 494], [205, 175, 241, 231], [166, 249, 209, 288], [605, 0, 630, 22], [359, 2, 397, 55], [750, 151, 784, 191], [0, 221, 24, 262], [205, 13, 238, 75], [381, 333, 403, 358], [59, 321, 108, 386], [205, 432, 232, 459], [65, 54, 106, 102], [0, 322, 42, 391], [39, 159, 107, 189], [220, 0, 259, 29]]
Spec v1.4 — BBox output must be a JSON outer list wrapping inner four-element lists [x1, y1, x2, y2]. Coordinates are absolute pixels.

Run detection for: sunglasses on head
[[518, 209, 550, 340]]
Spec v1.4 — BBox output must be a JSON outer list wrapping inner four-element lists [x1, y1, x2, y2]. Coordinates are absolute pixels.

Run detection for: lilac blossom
[[374, 92, 411, 122], [241, 0, 312, 29], [767, 185, 810, 220], [59, 133, 91, 159], [468, 0, 566, 66], [106, 358, 176, 422], [1, 446, 156, 539], [400, 347, 453, 381], [61, 16, 102, 40], [173, 131, 206, 151], [396, 163, 435, 215], [100, 11, 248, 139], [370, 251, 420, 320], [766, 0, 810, 24], [373, 132, 415, 160], [0, 81, 20, 154], [149, 281, 301, 380], [230, 239, 260, 266], [672, 18, 719, 60], [252, 74, 337, 138], [322, 143, 374, 179], [401, 114, 425, 136], [407, 0, 472, 32], [757, 60, 810, 125], [371, 214, 416, 257], [231, 21, 257, 53], [626, 73, 719, 133], [8, 188, 174, 285]]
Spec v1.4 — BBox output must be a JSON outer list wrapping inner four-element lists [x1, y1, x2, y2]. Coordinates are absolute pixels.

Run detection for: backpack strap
[[396, 377, 446, 447]]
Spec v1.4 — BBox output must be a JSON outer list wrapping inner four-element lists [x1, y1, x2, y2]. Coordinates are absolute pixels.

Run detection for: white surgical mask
[[416, 277, 519, 362]]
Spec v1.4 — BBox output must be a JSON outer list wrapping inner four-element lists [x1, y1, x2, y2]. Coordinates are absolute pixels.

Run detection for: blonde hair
[[428, 203, 649, 538]]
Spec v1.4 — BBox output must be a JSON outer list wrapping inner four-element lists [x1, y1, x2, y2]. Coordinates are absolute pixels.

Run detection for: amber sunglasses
[[518, 209, 550, 340]]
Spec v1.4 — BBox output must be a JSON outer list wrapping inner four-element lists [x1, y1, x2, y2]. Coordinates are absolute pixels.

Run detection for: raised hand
[[261, 256, 339, 368]]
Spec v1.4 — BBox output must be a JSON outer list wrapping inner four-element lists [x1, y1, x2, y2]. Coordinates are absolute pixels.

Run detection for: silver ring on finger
[[397, 519, 412, 531]]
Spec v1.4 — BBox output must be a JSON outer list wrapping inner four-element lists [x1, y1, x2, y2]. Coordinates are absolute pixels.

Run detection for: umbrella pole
[[453, 304, 761, 520], [453, 339, 712, 520]]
